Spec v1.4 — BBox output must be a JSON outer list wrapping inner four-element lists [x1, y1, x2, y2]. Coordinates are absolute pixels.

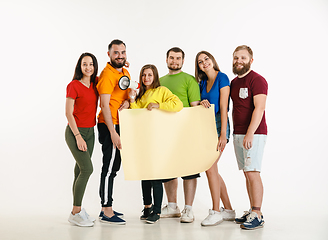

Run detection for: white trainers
[[81, 208, 96, 222], [68, 210, 94, 227], [160, 205, 181, 218], [220, 207, 236, 221], [180, 207, 194, 223], [201, 209, 223, 226]]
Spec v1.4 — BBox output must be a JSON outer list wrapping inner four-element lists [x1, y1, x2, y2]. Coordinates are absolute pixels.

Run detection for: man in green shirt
[[160, 47, 201, 223]]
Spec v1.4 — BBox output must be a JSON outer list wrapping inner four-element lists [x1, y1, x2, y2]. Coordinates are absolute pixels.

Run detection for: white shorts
[[233, 134, 267, 172]]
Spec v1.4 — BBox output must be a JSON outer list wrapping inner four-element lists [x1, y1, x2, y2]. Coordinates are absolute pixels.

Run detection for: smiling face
[[233, 49, 253, 77], [166, 51, 184, 72], [141, 68, 154, 90], [108, 44, 127, 69], [197, 53, 214, 73], [81, 56, 94, 77]]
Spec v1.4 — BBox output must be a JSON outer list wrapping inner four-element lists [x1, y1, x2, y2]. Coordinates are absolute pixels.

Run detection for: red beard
[[233, 61, 251, 76]]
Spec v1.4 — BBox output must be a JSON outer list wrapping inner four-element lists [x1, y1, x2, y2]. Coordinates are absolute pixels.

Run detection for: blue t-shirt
[[199, 71, 230, 114]]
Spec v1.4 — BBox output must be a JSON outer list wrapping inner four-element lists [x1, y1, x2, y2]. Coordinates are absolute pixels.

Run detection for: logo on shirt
[[239, 88, 248, 99]]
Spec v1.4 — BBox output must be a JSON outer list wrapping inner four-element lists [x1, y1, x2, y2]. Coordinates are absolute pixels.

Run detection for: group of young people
[[65, 39, 268, 231]]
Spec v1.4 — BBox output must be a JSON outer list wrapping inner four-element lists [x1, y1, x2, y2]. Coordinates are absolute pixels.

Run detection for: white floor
[[1, 212, 327, 240]]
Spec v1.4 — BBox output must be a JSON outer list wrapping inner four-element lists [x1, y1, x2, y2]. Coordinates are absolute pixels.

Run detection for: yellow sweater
[[130, 86, 183, 112]]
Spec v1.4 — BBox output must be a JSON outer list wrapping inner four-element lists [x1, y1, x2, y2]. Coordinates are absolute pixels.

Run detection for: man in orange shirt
[[97, 39, 130, 225]]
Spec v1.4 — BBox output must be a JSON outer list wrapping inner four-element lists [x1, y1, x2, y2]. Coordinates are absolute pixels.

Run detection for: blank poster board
[[119, 105, 220, 180]]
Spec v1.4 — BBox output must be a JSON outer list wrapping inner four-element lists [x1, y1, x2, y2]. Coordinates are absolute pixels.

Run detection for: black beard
[[111, 58, 126, 69], [233, 61, 251, 76], [168, 66, 182, 71]]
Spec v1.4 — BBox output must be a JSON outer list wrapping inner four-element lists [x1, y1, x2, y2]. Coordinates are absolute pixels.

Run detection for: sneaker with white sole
[[81, 208, 96, 222], [220, 207, 236, 221], [98, 210, 124, 220], [240, 212, 264, 230], [146, 212, 160, 224], [201, 209, 223, 226], [180, 207, 194, 223], [100, 214, 126, 225], [68, 211, 94, 227], [160, 205, 181, 218]]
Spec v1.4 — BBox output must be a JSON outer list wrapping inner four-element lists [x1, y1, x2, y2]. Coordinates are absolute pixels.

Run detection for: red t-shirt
[[66, 80, 98, 128], [230, 70, 268, 135]]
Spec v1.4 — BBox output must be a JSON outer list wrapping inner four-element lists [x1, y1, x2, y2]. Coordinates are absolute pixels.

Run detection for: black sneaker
[[140, 206, 153, 220], [146, 212, 160, 224]]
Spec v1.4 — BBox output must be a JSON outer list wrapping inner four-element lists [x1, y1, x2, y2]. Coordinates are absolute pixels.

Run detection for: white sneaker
[[180, 207, 194, 223], [68, 210, 94, 227], [81, 208, 96, 222], [220, 207, 236, 221], [160, 205, 181, 218], [201, 209, 223, 226]]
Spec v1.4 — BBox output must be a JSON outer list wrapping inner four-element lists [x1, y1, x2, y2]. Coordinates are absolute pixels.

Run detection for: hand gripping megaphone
[[118, 76, 140, 90]]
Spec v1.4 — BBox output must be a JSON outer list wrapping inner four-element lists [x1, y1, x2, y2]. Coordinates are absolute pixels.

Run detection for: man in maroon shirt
[[230, 45, 268, 230]]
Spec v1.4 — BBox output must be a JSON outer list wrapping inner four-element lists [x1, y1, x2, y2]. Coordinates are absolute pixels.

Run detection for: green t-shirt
[[160, 72, 200, 107]]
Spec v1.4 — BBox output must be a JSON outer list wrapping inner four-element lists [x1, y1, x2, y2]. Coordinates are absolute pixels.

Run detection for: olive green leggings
[[65, 125, 94, 206]]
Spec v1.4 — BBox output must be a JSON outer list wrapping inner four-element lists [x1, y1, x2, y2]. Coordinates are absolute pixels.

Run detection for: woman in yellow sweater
[[129, 64, 183, 224]]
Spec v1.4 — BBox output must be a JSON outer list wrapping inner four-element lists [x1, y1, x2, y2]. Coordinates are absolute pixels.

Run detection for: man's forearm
[[101, 105, 116, 134], [246, 108, 265, 135]]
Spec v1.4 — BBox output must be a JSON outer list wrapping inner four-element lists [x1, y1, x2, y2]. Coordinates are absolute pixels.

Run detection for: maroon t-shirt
[[230, 70, 268, 135], [66, 80, 98, 128]]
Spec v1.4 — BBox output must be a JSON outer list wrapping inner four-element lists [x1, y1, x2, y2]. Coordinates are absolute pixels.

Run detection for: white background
[[0, 0, 327, 218]]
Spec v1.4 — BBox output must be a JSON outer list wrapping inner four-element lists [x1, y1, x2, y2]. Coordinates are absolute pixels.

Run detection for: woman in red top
[[65, 53, 98, 227]]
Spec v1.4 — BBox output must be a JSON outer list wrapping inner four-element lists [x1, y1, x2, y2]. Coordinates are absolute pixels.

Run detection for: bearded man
[[230, 45, 268, 230], [96, 39, 130, 225], [159, 47, 201, 223]]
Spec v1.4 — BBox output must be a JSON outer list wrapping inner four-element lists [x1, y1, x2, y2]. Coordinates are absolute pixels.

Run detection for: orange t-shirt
[[96, 63, 131, 125]]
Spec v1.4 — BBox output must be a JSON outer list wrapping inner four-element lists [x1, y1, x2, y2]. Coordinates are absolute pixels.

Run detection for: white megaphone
[[118, 76, 140, 90]]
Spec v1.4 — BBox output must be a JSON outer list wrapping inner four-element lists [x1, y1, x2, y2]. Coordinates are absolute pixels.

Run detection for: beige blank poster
[[119, 105, 220, 180]]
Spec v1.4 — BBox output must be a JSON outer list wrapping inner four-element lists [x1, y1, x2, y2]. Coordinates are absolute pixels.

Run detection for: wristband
[[74, 133, 80, 137]]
